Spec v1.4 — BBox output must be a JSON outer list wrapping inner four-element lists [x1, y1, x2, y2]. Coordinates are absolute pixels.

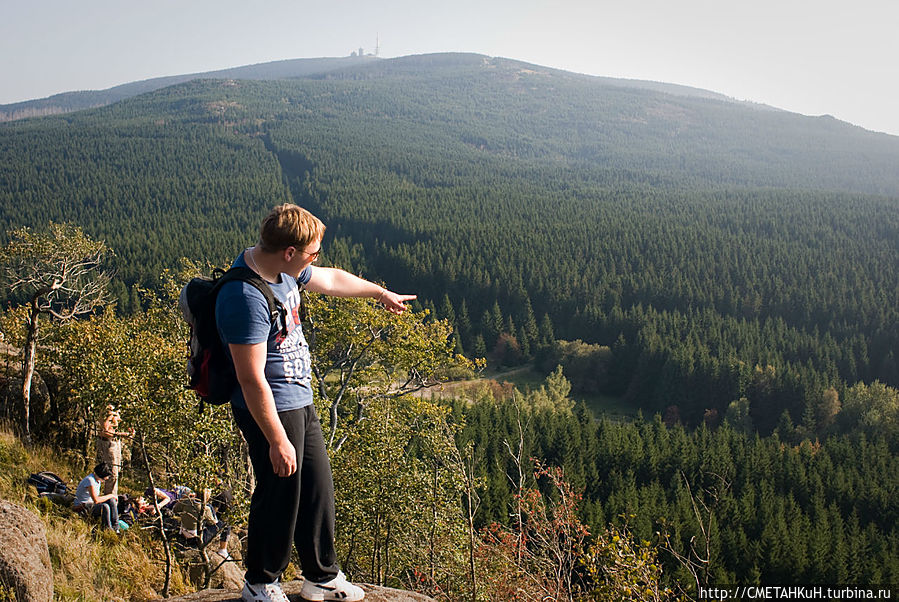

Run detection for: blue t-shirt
[[73, 473, 101, 507], [215, 251, 313, 412]]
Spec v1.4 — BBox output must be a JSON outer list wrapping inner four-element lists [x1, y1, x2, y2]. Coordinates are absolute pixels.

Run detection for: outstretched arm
[[306, 266, 416, 314]]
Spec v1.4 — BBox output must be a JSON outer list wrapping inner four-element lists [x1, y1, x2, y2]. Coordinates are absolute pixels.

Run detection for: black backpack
[[178, 267, 288, 408], [27, 471, 68, 495]]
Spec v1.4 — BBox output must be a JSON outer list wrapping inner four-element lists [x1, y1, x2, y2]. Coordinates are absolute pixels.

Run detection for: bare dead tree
[[503, 394, 530, 568], [0, 223, 110, 442], [138, 430, 173, 598], [662, 470, 731, 596], [448, 438, 482, 602]]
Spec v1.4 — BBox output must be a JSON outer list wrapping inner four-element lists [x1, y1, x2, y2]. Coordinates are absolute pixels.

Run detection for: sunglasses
[[298, 246, 322, 261]]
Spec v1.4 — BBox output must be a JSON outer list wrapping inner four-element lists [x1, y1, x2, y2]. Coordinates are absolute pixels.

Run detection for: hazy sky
[[3, 0, 898, 136]]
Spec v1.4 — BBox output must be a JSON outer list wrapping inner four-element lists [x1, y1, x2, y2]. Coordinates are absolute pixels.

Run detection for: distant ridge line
[[1, 52, 775, 123], [0, 55, 378, 122]]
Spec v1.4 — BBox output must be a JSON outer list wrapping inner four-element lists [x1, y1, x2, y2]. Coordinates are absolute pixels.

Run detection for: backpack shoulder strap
[[213, 267, 289, 336]]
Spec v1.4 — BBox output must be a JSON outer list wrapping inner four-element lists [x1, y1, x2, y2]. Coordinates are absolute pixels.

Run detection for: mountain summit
[[2, 52, 777, 123]]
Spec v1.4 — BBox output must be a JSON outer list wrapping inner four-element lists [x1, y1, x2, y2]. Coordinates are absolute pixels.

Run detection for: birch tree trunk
[[20, 299, 41, 444]]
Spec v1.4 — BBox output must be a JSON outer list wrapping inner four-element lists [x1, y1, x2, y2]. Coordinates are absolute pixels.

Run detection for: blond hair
[[259, 204, 325, 252]]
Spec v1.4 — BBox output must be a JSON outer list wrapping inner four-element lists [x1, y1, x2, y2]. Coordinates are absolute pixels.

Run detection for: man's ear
[[283, 246, 296, 261]]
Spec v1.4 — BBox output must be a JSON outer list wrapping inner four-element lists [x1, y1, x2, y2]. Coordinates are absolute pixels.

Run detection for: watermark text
[[699, 585, 894, 601]]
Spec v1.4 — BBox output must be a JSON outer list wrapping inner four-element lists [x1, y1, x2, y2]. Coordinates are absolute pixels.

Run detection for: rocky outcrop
[[0, 499, 53, 601], [183, 551, 244, 591], [168, 580, 437, 601]]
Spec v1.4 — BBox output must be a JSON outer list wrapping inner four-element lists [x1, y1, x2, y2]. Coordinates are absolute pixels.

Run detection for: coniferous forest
[[1, 53, 898, 590]]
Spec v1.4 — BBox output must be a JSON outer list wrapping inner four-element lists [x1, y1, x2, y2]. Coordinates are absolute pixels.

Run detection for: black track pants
[[233, 404, 339, 584]]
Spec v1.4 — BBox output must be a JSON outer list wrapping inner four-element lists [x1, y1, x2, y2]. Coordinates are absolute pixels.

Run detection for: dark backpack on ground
[[27, 471, 68, 495], [179, 267, 288, 408]]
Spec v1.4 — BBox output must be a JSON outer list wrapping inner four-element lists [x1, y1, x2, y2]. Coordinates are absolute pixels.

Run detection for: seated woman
[[72, 462, 120, 532], [173, 488, 231, 559]]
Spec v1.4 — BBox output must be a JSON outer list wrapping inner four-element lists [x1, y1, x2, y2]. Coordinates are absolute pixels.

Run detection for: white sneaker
[[242, 580, 290, 602], [300, 570, 365, 601]]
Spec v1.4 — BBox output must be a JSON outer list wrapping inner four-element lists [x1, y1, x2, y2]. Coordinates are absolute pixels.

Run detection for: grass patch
[[423, 364, 637, 421], [577, 393, 637, 422], [488, 368, 637, 419], [482, 365, 546, 388], [0, 426, 192, 601]]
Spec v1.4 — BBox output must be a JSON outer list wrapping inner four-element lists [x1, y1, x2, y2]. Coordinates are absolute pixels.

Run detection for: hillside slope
[[2, 52, 898, 427], [0, 55, 378, 121], [0, 51, 782, 123]]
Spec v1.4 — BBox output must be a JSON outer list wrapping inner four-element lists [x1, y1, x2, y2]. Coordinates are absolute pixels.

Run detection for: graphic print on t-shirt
[[216, 258, 314, 411], [275, 286, 311, 386]]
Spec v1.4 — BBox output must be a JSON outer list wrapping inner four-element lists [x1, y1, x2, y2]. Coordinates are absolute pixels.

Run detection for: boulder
[[167, 580, 437, 601], [183, 550, 244, 591], [209, 558, 245, 591], [0, 499, 53, 601]]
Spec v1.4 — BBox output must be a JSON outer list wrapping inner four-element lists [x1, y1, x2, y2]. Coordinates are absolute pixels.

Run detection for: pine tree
[[472, 334, 487, 360], [538, 313, 555, 349], [439, 293, 456, 324], [457, 299, 473, 352]]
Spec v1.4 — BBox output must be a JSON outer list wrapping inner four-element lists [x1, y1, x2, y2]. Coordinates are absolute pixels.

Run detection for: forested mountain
[[0, 56, 384, 121], [2, 52, 899, 432], [0, 55, 377, 121], [0, 52, 763, 123]]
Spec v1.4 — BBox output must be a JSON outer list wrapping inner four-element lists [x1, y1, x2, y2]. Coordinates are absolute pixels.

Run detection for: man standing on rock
[[96, 404, 133, 496], [216, 204, 414, 602]]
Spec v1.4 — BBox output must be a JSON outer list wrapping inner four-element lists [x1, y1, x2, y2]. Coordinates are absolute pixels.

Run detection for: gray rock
[[167, 579, 437, 601], [0, 499, 53, 601], [210, 557, 245, 591], [182, 550, 244, 591]]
